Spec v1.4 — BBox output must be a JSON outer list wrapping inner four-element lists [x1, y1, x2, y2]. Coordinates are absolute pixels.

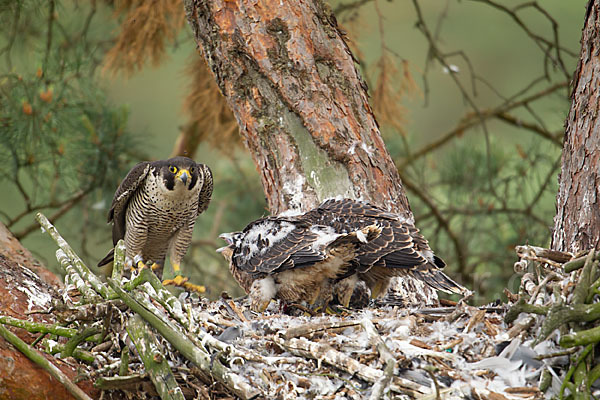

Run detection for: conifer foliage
[[0, 1, 139, 243]]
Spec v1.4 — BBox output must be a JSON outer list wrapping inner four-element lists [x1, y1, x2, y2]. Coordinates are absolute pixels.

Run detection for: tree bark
[[0, 222, 99, 399], [552, 0, 600, 254], [182, 0, 411, 218]]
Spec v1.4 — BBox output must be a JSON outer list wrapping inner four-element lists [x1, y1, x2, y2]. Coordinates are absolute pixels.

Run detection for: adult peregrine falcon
[[98, 156, 212, 292], [219, 218, 381, 312], [219, 198, 468, 311]]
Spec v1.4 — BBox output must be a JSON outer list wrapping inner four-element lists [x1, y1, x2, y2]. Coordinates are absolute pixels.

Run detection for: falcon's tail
[[97, 248, 114, 268], [410, 262, 470, 295]]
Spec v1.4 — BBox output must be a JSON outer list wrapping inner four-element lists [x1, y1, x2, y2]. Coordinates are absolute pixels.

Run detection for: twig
[[560, 324, 600, 348], [360, 318, 395, 366], [507, 315, 534, 339], [53, 300, 125, 324], [369, 359, 395, 400], [43, 0, 55, 70], [61, 326, 100, 358], [564, 251, 600, 273], [36, 212, 116, 299], [15, 190, 90, 239], [361, 318, 396, 400], [134, 281, 275, 365], [0, 323, 94, 400], [275, 336, 427, 395], [0, 314, 101, 341], [119, 346, 130, 376], [137, 269, 191, 329], [43, 339, 95, 363], [112, 240, 125, 281], [505, 297, 548, 325], [399, 82, 568, 170], [559, 344, 594, 399], [283, 319, 362, 339], [94, 374, 149, 391], [423, 366, 441, 400], [527, 272, 559, 305], [534, 348, 578, 361], [333, 0, 373, 15], [537, 302, 600, 344], [126, 314, 186, 400], [495, 112, 562, 147], [515, 245, 572, 264], [398, 171, 467, 281], [107, 279, 261, 399], [58, 249, 102, 303]]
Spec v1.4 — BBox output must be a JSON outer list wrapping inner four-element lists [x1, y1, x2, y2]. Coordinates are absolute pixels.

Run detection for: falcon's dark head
[[155, 156, 202, 192]]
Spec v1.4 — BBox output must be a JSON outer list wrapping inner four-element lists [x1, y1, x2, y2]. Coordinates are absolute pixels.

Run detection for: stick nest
[[3, 214, 599, 399]]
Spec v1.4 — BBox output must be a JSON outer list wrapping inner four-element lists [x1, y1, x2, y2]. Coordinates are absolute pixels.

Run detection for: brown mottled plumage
[[220, 199, 468, 311], [98, 156, 212, 291], [219, 219, 380, 312], [303, 199, 469, 303]]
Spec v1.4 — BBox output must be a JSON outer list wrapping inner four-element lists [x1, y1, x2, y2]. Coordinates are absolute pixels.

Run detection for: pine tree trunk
[[183, 0, 440, 303], [182, 0, 411, 218], [552, 0, 600, 254]]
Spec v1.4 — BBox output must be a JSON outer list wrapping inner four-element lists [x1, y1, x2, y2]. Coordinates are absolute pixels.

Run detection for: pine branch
[[399, 81, 568, 170], [15, 189, 89, 240]]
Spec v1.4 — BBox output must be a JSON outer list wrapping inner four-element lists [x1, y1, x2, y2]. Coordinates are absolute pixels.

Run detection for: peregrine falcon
[[219, 198, 468, 311], [98, 156, 213, 292], [302, 199, 469, 305], [218, 218, 381, 312]]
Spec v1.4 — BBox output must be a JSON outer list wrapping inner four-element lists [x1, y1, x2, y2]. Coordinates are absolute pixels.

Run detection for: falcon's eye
[[169, 166, 177, 174], [190, 166, 195, 173]]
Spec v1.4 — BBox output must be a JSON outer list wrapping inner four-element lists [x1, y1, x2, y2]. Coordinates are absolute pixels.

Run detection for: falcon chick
[[302, 199, 469, 305], [219, 218, 381, 312], [220, 199, 468, 311], [98, 156, 213, 292]]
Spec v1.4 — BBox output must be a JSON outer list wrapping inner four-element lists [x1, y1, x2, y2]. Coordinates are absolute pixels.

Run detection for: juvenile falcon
[[218, 218, 381, 312], [302, 199, 469, 306], [219, 198, 468, 311], [98, 156, 213, 292]]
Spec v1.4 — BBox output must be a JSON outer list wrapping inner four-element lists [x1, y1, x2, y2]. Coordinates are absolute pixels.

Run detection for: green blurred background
[[0, 0, 587, 303]]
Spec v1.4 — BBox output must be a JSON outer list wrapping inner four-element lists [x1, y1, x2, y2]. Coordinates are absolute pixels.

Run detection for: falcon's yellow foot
[[163, 275, 206, 294], [133, 260, 159, 272], [135, 260, 146, 272], [150, 262, 161, 271]]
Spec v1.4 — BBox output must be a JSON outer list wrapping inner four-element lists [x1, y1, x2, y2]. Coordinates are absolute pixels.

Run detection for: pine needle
[[102, 0, 186, 76], [174, 55, 240, 156], [371, 54, 417, 135]]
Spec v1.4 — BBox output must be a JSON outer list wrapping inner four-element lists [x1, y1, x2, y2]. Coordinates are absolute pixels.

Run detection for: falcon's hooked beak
[[175, 169, 190, 185]]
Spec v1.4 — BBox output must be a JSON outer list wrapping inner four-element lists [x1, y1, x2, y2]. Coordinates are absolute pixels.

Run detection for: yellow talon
[[135, 260, 146, 271], [150, 262, 161, 271], [163, 275, 206, 294], [164, 275, 187, 285]]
